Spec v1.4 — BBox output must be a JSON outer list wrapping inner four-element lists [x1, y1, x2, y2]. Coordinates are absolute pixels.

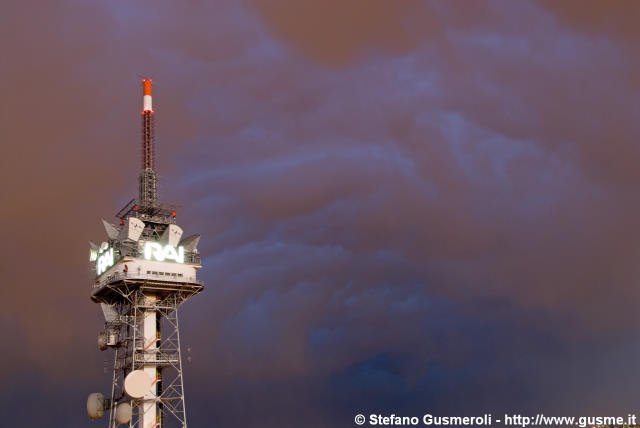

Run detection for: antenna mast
[[139, 78, 157, 206]]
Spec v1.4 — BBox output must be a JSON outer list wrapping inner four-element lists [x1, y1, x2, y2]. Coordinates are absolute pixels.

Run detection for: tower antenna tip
[[142, 79, 152, 96]]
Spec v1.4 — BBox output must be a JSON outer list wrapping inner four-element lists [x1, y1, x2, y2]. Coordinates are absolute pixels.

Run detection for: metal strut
[[139, 109, 157, 206]]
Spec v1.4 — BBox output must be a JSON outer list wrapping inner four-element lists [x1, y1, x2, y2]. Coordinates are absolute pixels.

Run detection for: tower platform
[[91, 273, 204, 305]]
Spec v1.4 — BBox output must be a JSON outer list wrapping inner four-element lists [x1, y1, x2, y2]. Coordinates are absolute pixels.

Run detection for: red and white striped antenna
[[139, 77, 157, 205]]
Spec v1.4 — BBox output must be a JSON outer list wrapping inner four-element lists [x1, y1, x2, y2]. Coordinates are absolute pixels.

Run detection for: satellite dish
[[115, 402, 132, 424], [87, 392, 105, 419], [124, 370, 153, 399], [98, 332, 108, 351]]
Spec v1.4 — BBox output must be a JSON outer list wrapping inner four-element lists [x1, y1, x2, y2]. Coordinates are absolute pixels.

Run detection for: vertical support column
[[175, 306, 187, 428], [141, 293, 159, 428]]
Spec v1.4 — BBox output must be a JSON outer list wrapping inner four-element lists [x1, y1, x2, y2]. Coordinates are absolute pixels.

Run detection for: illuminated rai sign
[[144, 242, 184, 264], [96, 247, 114, 276]]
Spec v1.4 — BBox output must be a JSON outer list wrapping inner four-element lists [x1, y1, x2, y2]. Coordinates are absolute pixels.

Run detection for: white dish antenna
[[124, 370, 153, 399], [87, 392, 105, 419], [115, 402, 132, 424], [98, 332, 108, 351]]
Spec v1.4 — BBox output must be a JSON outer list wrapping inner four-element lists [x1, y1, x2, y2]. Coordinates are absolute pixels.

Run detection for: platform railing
[[93, 271, 204, 288]]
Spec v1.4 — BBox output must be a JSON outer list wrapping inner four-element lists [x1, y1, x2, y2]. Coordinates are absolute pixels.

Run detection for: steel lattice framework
[[93, 277, 203, 428]]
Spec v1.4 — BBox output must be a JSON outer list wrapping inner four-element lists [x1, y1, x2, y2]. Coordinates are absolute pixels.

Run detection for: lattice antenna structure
[[87, 80, 204, 428], [139, 78, 158, 206]]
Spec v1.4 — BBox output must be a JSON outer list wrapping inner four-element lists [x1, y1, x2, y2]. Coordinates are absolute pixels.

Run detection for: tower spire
[[139, 78, 157, 206]]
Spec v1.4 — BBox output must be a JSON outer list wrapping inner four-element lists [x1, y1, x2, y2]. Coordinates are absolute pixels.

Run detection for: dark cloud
[[538, 0, 640, 40], [3, 0, 640, 426], [244, 0, 440, 65]]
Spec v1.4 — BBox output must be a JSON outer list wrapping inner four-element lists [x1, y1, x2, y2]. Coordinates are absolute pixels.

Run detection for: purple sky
[[2, 1, 640, 426]]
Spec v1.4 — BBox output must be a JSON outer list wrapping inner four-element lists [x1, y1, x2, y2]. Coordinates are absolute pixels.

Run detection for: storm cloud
[[2, 1, 640, 426]]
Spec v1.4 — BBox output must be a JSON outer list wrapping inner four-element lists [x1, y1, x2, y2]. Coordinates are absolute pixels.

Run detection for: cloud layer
[[2, 1, 640, 426]]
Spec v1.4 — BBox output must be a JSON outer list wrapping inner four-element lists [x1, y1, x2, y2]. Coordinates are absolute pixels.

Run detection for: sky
[[2, 1, 640, 426]]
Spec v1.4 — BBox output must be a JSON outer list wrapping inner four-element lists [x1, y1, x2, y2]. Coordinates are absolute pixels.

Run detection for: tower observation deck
[[87, 79, 203, 428]]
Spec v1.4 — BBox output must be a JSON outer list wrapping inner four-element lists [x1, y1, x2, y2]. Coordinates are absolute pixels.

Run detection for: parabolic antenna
[[98, 332, 108, 351], [115, 402, 132, 424], [87, 392, 105, 419], [124, 370, 153, 399]]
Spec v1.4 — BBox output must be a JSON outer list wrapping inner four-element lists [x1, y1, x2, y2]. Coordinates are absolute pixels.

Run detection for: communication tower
[[87, 79, 203, 427]]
